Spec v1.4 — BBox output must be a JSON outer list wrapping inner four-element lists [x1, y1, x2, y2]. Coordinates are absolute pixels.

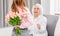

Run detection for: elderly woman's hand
[[37, 23, 41, 29]]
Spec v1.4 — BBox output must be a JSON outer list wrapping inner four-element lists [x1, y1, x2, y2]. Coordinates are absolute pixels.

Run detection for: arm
[[5, 11, 16, 23], [19, 8, 34, 29], [24, 7, 34, 27], [26, 9, 34, 31]]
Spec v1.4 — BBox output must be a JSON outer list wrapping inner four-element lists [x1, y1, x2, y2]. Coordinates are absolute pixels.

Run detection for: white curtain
[[0, 0, 9, 27], [0, 0, 3, 27], [50, 0, 60, 15]]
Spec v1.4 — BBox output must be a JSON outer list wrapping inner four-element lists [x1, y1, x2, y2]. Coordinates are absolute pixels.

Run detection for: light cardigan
[[5, 7, 33, 28], [54, 16, 60, 36], [28, 15, 48, 36]]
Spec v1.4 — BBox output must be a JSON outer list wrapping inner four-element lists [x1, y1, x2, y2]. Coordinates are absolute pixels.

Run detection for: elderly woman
[[28, 3, 48, 36]]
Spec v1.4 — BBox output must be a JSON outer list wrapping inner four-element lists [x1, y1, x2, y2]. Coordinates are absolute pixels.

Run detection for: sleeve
[[5, 10, 15, 23], [27, 10, 33, 26], [26, 8, 34, 29], [38, 17, 47, 33], [26, 7, 34, 26], [19, 7, 34, 29]]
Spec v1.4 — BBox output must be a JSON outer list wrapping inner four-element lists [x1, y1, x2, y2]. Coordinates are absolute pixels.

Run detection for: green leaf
[[9, 16, 22, 36], [9, 16, 22, 26], [16, 27, 22, 36]]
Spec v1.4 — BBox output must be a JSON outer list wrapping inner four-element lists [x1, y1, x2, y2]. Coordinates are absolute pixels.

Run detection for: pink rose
[[5, 14, 10, 23], [9, 12, 16, 18]]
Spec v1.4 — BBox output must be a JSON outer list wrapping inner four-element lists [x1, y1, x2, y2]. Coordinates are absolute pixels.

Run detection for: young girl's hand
[[14, 25, 20, 29]]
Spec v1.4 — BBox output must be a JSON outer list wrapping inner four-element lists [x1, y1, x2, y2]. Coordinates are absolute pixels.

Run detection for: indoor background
[[0, 0, 60, 27]]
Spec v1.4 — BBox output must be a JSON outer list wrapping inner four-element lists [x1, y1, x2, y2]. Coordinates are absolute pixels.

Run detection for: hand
[[14, 25, 20, 29], [37, 24, 40, 29]]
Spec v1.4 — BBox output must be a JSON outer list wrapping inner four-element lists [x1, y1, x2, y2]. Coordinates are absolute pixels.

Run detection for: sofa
[[44, 15, 59, 36]]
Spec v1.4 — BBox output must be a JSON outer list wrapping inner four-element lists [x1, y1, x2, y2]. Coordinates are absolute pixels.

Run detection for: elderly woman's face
[[34, 6, 41, 16]]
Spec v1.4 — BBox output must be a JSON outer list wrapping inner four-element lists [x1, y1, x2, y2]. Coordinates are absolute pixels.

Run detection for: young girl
[[5, 0, 33, 36], [28, 3, 48, 36], [6, 0, 32, 28]]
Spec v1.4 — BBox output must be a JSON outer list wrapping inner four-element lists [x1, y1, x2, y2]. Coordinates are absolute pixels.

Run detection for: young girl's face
[[34, 6, 41, 17]]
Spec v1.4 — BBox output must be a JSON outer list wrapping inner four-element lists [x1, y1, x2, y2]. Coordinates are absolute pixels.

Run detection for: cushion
[[44, 15, 59, 36]]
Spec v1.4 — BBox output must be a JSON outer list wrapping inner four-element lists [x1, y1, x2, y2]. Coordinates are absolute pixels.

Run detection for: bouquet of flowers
[[9, 16, 22, 36]]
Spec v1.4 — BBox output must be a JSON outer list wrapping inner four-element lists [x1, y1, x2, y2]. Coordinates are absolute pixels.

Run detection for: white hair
[[32, 3, 43, 15]]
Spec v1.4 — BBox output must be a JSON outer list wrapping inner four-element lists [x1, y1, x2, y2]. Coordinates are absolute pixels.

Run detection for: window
[[50, 0, 60, 15]]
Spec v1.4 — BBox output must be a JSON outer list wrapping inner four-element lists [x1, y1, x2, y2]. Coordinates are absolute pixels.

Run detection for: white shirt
[[28, 15, 48, 36]]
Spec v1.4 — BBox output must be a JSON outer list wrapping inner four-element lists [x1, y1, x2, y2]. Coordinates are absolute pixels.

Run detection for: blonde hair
[[32, 3, 43, 15]]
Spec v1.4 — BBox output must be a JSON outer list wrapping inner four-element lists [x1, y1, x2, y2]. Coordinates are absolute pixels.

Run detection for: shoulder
[[6, 10, 15, 15], [25, 7, 29, 10], [42, 16, 47, 20], [25, 7, 31, 14], [24, 7, 30, 12], [41, 16, 47, 22]]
